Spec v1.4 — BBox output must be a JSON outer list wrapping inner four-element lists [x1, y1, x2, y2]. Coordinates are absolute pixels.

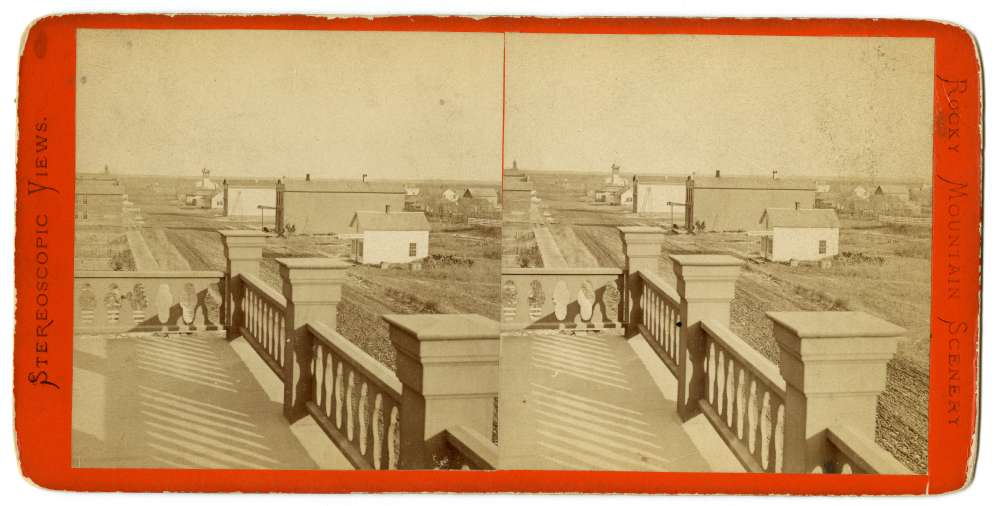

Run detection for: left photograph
[[71, 29, 503, 470]]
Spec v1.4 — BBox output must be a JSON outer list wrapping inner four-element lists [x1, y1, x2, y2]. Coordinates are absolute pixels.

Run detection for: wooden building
[[632, 175, 688, 214], [759, 207, 840, 262], [349, 210, 431, 265], [224, 180, 277, 217], [687, 175, 816, 232], [276, 178, 405, 235]]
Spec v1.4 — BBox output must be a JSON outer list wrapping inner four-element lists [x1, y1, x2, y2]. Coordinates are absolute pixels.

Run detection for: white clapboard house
[[759, 207, 840, 262], [349, 208, 431, 265]]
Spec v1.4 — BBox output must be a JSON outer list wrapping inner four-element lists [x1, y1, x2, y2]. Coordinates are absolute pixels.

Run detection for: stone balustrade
[[769, 311, 906, 474], [385, 313, 500, 469], [619, 226, 910, 474], [74, 270, 224, 334], [217, 230, 499, 469], [305, 320, 404, 469], [500, 267, 624, 331]]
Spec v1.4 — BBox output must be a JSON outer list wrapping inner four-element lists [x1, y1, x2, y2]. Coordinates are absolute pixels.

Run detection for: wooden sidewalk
[[500, 329, 732, 472], [72, 331, 350, 469]]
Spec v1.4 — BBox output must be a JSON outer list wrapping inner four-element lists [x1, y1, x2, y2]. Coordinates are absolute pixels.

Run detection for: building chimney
[[305, 173, 311, 182], [773, 170, 778, 180], [715, 170, 720, 178], [362, 173, 368, 183], [385, 204, 391, 214], [795, 201, 801, 210]]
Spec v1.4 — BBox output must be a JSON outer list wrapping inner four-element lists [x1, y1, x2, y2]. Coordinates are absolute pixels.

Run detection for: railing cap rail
[[669, 254, 744, 267], [75, 270, 224, 279], [636, 269, 681, 305], [238, 273, 288, 309], [702, 319, 787, 397], [444, 425, 498, 470], [502, 267, 624, 276], [276, 257, 351, 270], [305, 321, 403, 398], [383, 314, 499, 341], [826, 424, 911, 474], [767, 311, 906, 339]]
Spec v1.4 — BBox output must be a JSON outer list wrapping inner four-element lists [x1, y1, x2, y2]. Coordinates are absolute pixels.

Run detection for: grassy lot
[[75, 228, 132, 271], [255, 224, 500, 370]]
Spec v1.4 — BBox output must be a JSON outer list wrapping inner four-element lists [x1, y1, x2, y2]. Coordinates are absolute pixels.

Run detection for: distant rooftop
[[761, 208, 840, 229], [691, 177, 814, 191], [224, 178, 279, 188], [503, 181, 534, 192], [77, 173, 118, 182], [76, 181, 124, 195], [876, 184, 910, 195], [280, 179, 405, 194], [351, 211, 431, 232], [464, 187, 498, 198], [634, 175, 689, 185]]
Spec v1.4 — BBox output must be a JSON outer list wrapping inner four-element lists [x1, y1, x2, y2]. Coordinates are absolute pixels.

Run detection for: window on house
[[819, 240, 827, 255], [409, 242, 417, 257]]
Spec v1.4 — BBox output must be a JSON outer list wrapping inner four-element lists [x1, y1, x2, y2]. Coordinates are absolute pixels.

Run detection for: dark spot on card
[[32, 30, 47, 58]]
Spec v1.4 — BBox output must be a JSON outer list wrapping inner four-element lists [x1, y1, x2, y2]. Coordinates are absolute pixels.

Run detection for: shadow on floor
[[72, 331, 317, 469]]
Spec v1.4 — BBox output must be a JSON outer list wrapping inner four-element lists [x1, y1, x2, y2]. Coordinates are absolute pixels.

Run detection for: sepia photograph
[[8, 6, 987, 498], [71, 29, 503, 470], [499, 33, 933, 474]]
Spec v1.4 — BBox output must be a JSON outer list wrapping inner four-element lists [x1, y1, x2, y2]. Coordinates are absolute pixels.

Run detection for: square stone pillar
[[384, 313, 499, 469], [768, 311, 904, 473], [219, 230, 269, 339], [278, 257, 348, 422], [618, 226, 666, 336], [671, 254, 742, 420]]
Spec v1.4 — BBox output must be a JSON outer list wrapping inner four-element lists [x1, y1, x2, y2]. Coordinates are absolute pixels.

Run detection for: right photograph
[[499, 34, 933, 474]]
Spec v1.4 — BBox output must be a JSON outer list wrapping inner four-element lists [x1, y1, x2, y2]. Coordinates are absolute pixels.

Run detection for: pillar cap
[[383, 314, 498, 341], [276, 257, 350, 270], [670, 254, 743, 267], [768, 311, 905, 339]]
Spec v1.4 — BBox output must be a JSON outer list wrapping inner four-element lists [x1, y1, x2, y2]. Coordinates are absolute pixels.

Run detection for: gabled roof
[[224, 179, 279, 189], [280, 180, 404, 194], [691, 177, 814, 190], [464, 187, 498, 198], [351, 211, 431, 232], [760, 208, 840, 229], [503, 181, 534, 192], [633, 175, 689, 185]]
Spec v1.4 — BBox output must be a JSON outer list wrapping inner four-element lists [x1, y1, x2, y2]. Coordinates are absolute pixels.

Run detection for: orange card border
[[14, 14, 982, 494]]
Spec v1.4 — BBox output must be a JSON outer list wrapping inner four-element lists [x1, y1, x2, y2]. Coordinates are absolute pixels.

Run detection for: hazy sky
[[505, 34, 934, 180], [77, 29, 504, 181], [78, 30, 934, 183]]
